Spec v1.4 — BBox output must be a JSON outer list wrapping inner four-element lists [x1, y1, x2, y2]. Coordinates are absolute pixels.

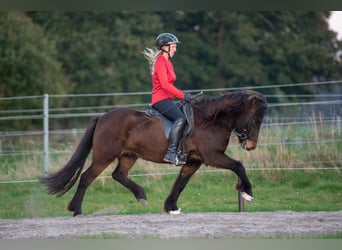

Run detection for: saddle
[[144, 101, 194, 162]]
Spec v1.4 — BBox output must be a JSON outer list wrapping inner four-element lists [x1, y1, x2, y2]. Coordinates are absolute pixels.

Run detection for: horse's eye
[[254, 118, 262, 126]]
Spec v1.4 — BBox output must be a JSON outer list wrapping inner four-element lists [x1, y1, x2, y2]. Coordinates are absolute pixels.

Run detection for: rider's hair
[[142, 47, 162, 75]]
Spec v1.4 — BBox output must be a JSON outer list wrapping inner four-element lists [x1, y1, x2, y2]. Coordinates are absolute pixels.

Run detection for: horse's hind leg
[[164, 164, 200, 214], [112, 153, 147, 205], [67, 160, 112, 216]]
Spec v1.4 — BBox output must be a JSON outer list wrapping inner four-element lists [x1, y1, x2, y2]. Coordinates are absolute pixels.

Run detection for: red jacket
[[151, 55, 185, 105]]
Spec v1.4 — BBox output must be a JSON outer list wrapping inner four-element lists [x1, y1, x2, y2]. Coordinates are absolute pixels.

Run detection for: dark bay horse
[[40, 90, 267, 216]]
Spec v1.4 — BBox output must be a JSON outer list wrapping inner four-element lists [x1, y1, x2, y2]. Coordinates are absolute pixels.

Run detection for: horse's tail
[[39, 116, 100, 197]]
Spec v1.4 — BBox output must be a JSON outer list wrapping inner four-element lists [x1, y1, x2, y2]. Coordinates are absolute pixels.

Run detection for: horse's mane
[[192, 91, 249, 125]]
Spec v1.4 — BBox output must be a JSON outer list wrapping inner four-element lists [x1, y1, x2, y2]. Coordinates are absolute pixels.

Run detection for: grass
[[0, 114, 341, 219], [0, 169, 341, 218]]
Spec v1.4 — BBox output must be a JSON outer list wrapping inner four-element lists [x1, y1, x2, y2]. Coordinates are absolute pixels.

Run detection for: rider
[[142, 33, 191, 166]]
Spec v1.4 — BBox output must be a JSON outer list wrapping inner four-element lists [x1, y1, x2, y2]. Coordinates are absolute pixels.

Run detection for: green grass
[[0, 169, 341, 219], [0, 117, 341, 219]]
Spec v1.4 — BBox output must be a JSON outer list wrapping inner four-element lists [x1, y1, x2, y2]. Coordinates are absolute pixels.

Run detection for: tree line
[[1, 11, 341, 129]]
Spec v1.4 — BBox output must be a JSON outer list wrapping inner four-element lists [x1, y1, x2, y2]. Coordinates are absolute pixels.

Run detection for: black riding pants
[[152, 99, 185, 122]]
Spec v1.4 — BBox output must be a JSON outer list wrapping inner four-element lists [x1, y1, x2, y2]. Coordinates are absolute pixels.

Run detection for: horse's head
[[233, 91, 267, 151], [193, 90, 267, 151]]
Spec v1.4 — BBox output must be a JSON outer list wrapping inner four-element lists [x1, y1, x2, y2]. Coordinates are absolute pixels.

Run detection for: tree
[[28, 11, 342, 103], [252, 11, 342, 98], [29, 11, 164, 107], [0, 12, 71, 129], [2, 11, 341, 130], [170, 11, 342, 101]]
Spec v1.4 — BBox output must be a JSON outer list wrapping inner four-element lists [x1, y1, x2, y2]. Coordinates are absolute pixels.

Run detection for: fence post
[[43, 94, 49, 175], [237, 177, 244, 212]]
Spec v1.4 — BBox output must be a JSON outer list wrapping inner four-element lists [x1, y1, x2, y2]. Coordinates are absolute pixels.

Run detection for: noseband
[[232, 128, 248, 141], [231, 106, 266, 142], [221, 119, 251, 141], [231, 115, 256, 142]]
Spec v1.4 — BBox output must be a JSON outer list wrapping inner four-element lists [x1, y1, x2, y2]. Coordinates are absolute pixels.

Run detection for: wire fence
[[0, 80, 341, 184]]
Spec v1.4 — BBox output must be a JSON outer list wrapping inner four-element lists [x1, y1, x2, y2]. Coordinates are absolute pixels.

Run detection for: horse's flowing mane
[[192, 91, 249, 125]]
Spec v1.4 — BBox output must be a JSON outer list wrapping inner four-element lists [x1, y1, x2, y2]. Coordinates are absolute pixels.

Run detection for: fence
[[1, 80, 341, 183]]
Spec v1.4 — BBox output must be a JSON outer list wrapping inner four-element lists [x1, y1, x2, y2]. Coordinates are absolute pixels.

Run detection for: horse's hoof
[[241, 192, 253, 202], [138, 198, 147, 206], [169, 208, 182, 215]]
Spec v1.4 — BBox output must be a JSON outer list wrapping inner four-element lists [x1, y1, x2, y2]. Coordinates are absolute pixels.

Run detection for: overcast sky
[[329, 11, 342, 40]]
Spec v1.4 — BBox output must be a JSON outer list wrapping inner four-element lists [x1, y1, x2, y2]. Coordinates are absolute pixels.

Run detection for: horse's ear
[[247, 95, 258, 105], [247, 94, 265, 105], [247, 95, 267, 111]]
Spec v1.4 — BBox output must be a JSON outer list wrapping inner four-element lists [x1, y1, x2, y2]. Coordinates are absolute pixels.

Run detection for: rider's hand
[[184, 92, 192, 102]]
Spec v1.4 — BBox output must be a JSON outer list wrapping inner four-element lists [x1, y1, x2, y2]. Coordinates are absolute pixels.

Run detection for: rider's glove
[[184, 92, 192, 103]]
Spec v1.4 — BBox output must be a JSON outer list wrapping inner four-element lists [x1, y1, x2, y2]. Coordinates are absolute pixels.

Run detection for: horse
[[40, 90, 267, 216]]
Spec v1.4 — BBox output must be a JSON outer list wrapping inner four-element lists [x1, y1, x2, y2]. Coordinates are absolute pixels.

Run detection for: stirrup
[[174, 156, 186, 166], [164, 153, 186, 166]]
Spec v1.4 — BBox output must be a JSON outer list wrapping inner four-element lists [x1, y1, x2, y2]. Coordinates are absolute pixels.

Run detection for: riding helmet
[[155, 33, 181, 49]]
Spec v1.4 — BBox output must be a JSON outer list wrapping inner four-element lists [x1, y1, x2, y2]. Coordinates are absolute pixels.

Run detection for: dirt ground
[[1, 211, 341, 239]]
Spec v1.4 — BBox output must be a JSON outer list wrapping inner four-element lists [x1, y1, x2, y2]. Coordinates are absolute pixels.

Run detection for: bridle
[[232, 128, 248, 141], [228, 101, 266, 142], [232, 117, 254, 142], [225, 116, 255, 142]]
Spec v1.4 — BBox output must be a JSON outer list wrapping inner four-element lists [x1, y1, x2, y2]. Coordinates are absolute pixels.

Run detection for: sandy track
[[1, 211, 341, 239]]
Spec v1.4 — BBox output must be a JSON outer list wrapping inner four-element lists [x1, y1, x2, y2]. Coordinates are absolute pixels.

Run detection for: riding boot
[[164, 117, 186, 166]]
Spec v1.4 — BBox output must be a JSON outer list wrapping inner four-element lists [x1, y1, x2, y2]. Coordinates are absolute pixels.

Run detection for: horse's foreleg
[[233, 161, 253, 202], [112, 154, 147, 205], [164, 164, 200, 214], [206, 153, 253, 202], [68, 160, 111, 216]]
